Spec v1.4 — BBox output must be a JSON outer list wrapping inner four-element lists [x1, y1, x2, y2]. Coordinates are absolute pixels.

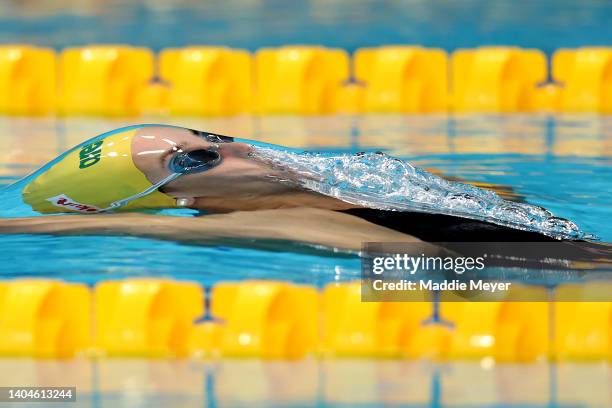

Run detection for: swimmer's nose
[[218, 142, 253, 158]]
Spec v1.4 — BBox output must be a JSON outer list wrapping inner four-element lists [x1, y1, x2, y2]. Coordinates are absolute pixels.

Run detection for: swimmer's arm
[[0, 208, 444, 253]]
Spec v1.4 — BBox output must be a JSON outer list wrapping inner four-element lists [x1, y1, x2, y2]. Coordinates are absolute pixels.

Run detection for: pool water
[[0, 358, 609, 408], [0, 114, 610, 284], [1, 0, 610, 55]]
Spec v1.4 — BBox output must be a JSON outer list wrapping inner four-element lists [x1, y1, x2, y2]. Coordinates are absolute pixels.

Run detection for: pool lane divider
[[0, 278, 609, 361], [0, 45, 611, 116]]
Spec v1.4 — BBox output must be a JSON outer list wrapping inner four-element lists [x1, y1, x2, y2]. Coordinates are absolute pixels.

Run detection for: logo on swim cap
[[79, 140, 103, 169], [46, 194, 102, 213]]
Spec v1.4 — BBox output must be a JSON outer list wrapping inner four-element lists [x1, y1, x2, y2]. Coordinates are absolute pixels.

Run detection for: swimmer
[[0, 125, 441, 253], [0, 125, 603, 260]]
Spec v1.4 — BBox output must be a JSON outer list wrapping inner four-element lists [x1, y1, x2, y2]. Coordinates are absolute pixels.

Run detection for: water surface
[[0, 115, 609, 284]]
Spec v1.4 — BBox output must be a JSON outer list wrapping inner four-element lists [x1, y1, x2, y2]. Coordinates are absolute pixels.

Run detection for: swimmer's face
[[131, 126, 289, 201]]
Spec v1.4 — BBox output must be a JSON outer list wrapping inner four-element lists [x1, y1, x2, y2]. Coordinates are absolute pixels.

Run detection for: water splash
[[251, 147, 597, 241]]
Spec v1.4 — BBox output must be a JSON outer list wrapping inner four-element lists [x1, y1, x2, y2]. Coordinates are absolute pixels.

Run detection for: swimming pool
[[0, 2, 611, 406], [0, 114, 609, 284], [0, 358, 608, 407]]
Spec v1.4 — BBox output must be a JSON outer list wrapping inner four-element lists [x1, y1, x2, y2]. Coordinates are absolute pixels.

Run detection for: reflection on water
[[1, 114, 610, 219], [0, 358, 608, 407], [1, 115, 610, 180]]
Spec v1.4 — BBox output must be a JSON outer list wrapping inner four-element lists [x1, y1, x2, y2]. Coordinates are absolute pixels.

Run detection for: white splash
[[251, 147, 596, 241]]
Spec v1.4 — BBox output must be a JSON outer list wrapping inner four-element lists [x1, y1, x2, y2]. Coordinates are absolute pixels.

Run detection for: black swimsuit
[[342, 208, 610, 268], [342, 208, 556, 242]]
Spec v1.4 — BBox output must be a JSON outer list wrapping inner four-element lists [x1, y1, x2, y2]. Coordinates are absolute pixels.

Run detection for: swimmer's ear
[[175, 197, 195, 207]]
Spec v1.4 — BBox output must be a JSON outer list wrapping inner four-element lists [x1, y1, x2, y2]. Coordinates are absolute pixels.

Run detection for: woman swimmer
[[0, 125, 439, 252], [0, 125, 602, 259]]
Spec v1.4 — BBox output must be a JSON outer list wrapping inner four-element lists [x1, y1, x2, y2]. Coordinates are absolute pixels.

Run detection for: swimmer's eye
[[188, 129, 234, 144], [168, 148, 222, 174]]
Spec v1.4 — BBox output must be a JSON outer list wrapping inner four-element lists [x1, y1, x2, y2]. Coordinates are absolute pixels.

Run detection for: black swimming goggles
[[168, 130, 233, 174], [107, 130, 233, 210]]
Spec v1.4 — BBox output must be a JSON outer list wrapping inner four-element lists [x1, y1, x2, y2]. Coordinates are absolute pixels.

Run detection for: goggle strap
[[102, 173, 181, 211]]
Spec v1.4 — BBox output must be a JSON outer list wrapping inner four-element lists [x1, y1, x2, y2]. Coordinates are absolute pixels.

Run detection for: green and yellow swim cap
[[23, 128, 175, 214]]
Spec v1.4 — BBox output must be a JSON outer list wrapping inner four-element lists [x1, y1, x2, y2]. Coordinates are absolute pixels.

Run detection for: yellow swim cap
[[23, 128, 176, 214]]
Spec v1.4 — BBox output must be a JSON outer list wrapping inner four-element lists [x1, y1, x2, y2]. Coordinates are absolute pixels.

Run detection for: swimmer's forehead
[[131, 126, 219, 154]]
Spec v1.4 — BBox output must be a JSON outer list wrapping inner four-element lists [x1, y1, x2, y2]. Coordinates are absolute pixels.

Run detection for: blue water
[[0, 0, 611, 55], [0, 115, 609, 284]]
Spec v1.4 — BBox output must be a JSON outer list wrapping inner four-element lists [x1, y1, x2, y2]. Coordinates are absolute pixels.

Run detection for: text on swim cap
[[46, 194, 102, 213], [79, 140, 103, 169]]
